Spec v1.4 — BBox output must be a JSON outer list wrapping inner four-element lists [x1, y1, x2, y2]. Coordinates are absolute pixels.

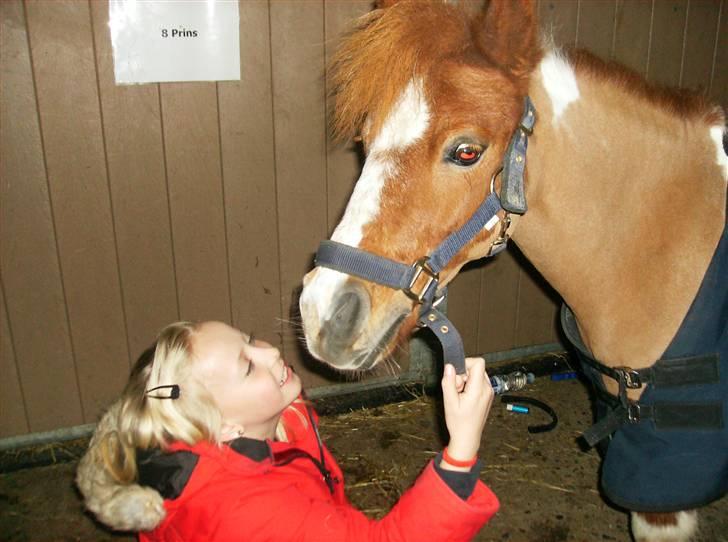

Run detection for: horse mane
[[567, 48, 724, 126], [329, 2, 724, 144], [329, 2, 472, 142]]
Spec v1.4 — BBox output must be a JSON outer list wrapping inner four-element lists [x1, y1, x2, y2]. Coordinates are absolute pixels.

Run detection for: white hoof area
[[631, 510, 698, 542]]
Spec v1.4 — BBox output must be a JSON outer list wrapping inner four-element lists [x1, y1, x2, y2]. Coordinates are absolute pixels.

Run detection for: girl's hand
[[440, 357, 494, 471]]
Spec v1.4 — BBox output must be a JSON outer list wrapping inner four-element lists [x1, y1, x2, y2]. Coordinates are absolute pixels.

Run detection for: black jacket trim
[[136, 437, 271, 500], [136, 448, 199, 501], [433, 452, 482, 501], [228, 436, 272, 462]]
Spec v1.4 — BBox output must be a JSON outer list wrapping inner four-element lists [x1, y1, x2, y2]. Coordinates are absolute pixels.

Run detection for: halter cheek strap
[[314, 97, 536, 374], [501, 97, 535, 214]]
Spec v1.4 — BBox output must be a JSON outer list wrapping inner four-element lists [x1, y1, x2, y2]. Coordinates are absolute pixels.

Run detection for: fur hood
[[76, 401, 166, 532]]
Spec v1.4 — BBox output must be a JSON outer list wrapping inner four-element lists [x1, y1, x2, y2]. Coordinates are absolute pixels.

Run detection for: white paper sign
[[109, 0, 240, 84]]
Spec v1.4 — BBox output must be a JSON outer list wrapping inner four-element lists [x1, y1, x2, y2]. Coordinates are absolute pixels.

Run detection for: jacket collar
[[137, 437, 275, 500], [138, 399, 320, 500], [227, 436, 272, 462]]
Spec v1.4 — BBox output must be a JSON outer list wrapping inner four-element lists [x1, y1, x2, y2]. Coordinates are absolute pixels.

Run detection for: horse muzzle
[[300, 268, 409, 371]]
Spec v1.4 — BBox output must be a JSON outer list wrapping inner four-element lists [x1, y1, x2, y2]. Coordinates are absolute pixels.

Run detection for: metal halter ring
[[489, 166, 504, 196], [403, 257, 439, 303]]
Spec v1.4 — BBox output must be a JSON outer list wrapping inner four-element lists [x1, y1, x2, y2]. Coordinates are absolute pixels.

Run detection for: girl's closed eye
[[244, 332, 255, 376]]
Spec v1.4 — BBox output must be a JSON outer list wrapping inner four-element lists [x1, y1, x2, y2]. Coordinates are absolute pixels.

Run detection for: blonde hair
[[100, 321, 301, 484]]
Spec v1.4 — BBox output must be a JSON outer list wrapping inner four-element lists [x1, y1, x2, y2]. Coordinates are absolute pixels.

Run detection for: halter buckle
[[519, 120, 534, 136], [616, 366, 642, 389], [404, 257, 439, 304], [626, 402, 641, 423]]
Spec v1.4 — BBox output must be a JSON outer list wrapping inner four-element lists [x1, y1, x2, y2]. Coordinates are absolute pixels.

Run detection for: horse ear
[[473, 0, 540, 89]]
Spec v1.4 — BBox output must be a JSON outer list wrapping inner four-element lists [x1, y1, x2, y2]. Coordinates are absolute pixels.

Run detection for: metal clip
[[626, 403, 641, 423], [616, 367, 642, 389], [404, 257, 438, 304], [487, 213, 511, 257]]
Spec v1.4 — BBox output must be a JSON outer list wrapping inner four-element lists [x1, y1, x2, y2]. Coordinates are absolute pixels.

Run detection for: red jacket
[[139, 401, 498, 542]]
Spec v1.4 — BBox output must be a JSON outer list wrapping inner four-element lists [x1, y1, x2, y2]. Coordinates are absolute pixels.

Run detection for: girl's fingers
[[445, 358, 488, 397], [464, 356, 485, 371], [441, 363, 458, 403], [483, 369, 494, 394], [462, 358, 485, 395]]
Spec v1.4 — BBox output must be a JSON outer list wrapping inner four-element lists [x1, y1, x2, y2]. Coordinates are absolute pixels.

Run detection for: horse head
[[299, 0, 541, 371]]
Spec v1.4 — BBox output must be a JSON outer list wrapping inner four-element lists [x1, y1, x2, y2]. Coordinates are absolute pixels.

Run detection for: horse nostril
[[320, 284, 370, 357], [333, 291, 361, 326]]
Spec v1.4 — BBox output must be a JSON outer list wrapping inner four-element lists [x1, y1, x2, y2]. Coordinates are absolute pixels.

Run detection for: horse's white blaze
[[331, 156, 393, 246], [631, 511, 698, 542], [303, 157, 393, 321], [709, 125, 728, 180], [539, 50, 580, 123], [300, 80, 430, 329], [370, 79, 430, 152]]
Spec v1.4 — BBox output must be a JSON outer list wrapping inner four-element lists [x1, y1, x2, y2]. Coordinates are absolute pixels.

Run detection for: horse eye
[[449, 142, 484, 166]]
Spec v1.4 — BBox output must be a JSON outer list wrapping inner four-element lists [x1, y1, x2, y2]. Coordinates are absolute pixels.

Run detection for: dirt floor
[[1, 375, 727, 542]]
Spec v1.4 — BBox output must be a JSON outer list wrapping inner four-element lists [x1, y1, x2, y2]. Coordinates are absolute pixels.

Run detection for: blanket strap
[[560, 305, 723, 447]]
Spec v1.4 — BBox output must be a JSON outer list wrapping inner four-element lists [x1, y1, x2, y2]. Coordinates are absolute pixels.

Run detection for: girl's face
[[190, 321, 302, 441]]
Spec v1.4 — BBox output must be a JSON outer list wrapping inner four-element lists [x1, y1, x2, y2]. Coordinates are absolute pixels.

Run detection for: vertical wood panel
[[1, 0, 82, 435], [324, 1, 370, 233], [477, 251, 520, 353], [25, 0, 128, 423], [613, 0, 653, 76], [681, 0, 721, 93], [709, 0, 726, 107], [447, 264, 484, 356], [648, 0, 687, 87], [90, 1, 179, 357], [576, 0, 617, 59], [270, 0, 328, 386], [539, 0, 579, 47], [219, 0, 282, 342], [161, 83, 230, 322], [514, 262, 558, 348], [0, 282, 30, 436]]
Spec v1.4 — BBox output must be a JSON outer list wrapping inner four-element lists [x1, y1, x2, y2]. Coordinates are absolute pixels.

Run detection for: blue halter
[[315, 98, 536, 374]]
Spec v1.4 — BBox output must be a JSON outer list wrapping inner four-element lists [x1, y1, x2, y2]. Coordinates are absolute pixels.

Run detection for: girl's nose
[[257, 344, 281, 368]]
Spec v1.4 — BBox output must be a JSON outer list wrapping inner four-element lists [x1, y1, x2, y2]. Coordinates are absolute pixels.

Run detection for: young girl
[[77, 320, 499, 541]]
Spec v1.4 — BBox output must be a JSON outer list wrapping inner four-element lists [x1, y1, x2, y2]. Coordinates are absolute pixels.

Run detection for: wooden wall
[[1, 0, 725, 439]]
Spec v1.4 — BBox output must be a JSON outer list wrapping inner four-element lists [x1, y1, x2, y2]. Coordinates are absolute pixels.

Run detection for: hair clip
[[146, 384, 180, 400]]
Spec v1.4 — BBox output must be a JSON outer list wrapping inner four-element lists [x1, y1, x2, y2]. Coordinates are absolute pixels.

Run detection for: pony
[[298, 1, 727, 540]]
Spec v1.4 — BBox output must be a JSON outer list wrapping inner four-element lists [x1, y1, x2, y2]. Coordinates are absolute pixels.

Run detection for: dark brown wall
[[2, 0, 725, 438]]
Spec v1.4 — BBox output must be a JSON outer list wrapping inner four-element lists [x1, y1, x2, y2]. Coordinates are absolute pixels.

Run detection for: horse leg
[[631, 511, 698, 542]]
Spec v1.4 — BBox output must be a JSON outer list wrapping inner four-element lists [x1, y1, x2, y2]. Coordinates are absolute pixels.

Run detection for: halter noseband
[[314, 98, 536, 374]]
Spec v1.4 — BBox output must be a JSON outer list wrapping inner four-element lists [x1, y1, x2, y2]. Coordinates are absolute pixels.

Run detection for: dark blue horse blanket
[[566, 225, 727, 512]]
